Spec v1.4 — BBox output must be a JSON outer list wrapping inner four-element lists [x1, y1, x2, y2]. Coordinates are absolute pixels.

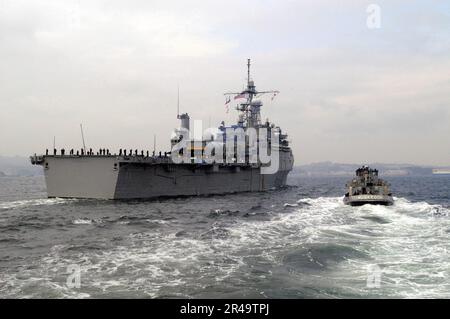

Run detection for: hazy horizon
[[1, 154, 448, 169], [1, 1, 449, 166]]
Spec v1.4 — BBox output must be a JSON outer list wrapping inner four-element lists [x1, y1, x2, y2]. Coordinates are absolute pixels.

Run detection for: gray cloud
[[0, 0, 449, 166]]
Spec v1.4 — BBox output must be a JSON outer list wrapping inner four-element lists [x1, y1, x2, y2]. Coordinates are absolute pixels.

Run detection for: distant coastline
[[292, 162, 449, 177]]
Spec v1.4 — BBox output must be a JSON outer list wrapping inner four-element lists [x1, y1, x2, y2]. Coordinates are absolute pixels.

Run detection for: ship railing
[[30, 154, 45, 165]]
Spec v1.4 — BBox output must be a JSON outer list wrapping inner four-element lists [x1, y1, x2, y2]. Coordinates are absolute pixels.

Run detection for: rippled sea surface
[[0, 174, 449, 298]]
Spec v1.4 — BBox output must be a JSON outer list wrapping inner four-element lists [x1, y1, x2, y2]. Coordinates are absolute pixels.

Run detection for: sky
[[0, 0, 449, 165]]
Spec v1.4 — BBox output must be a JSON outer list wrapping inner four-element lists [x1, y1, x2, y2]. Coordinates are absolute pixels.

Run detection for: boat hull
[[343, 194, 394, 206], [38, 154, 293, 199]]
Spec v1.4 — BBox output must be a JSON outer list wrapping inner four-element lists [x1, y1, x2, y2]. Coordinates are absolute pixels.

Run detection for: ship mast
[[224, 59, 279, 128], [247, 58, 251, 88]]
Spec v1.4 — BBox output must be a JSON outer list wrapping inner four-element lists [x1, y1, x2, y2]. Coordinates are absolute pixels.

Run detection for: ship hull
[[41, 155, 292, 199], [343, 194, 394, 206]]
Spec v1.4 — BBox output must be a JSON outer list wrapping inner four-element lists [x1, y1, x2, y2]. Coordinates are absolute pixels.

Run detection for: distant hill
[[293, 162, 436, 177], [0, 156, 442, 178], [0, 156, 43, 176]]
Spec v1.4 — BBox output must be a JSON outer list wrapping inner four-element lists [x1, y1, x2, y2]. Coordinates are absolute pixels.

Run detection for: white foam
[[2, 196, 448, 298], [0, 198, 77, 210], [72, 218, 93, 225], [224, 196, 450, 297]]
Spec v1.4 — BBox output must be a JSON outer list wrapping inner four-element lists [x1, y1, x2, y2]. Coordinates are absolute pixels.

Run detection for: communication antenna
[[177, 84, 180, 118], [247, 58, 251, 86], [223, 59, 280, 128], [153, 134, 156, 155], [80, 124, 86, 152], [53, 136, 56, 150]]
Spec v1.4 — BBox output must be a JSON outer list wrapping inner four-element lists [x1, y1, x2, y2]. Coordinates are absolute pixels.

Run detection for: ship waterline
[[343, 194, 394, 206]]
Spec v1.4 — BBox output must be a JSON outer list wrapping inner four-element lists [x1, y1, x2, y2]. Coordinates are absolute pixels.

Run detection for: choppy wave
[[0, 198, 77, 211], [72, 218, 94, 225], [1, 190, 449, 298]]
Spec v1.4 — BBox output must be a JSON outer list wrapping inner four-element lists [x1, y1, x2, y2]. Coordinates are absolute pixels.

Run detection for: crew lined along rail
[[42, 148, 169, 157]]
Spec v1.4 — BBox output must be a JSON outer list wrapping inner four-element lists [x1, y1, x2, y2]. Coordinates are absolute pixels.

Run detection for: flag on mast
[[234, 92, 247, 100]]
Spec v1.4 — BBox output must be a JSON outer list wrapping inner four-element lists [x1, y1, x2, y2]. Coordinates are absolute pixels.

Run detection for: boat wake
[[1, 195, 449, 298]]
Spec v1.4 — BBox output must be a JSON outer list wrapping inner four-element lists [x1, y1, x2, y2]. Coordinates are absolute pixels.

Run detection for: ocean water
[[0, 174, 449, 298]]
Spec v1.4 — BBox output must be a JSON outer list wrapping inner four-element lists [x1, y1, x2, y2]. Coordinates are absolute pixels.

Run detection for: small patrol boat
[[343, 166, 394, 206]]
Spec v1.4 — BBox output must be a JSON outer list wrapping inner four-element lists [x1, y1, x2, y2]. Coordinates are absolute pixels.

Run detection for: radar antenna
[[224, 59, 279, 127], [80, 124, 86, 153]]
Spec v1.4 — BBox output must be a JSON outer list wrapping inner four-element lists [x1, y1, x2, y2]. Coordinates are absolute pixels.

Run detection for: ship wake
[[1, 195, 449, 298]]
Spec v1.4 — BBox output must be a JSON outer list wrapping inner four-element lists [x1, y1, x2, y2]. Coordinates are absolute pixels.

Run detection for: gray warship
[[343, 166, 394, 206], [30, 60, 294, 199]]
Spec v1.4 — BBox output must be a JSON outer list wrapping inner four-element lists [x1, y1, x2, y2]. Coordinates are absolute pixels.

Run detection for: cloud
[[0, 0, 449, 166]]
